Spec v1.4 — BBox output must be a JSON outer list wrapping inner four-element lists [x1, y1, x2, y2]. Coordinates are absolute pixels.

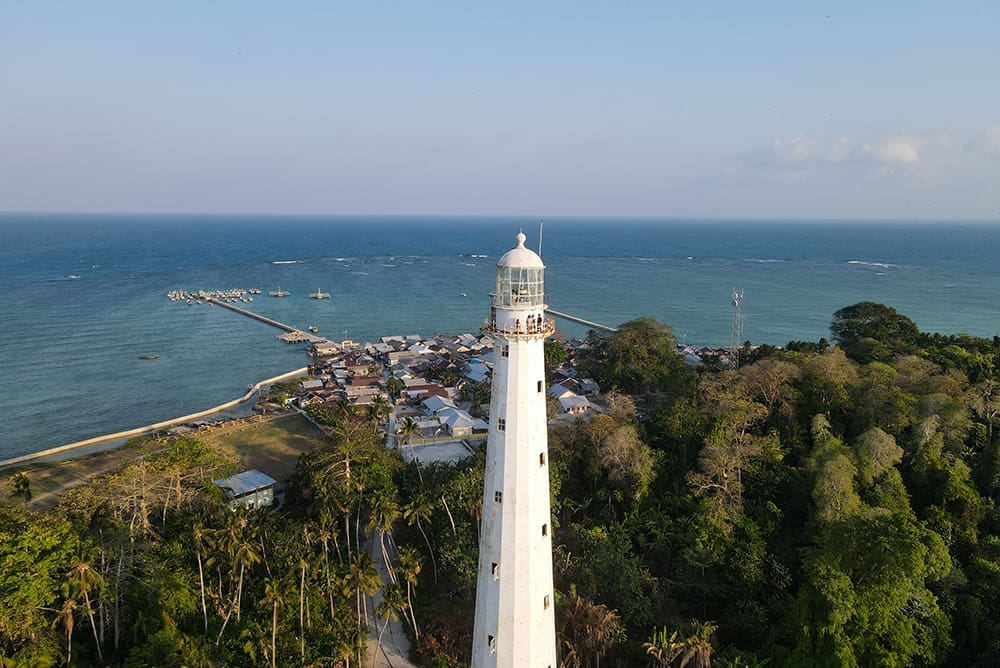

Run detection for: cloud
[[741, 131, 853, 169], [739, 130, 955, 171], [861, 133, 951, 165]]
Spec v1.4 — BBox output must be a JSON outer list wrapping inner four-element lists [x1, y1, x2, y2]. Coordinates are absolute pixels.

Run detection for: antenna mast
[[538, 221, 544, 258], [729, 287, 744, 370]]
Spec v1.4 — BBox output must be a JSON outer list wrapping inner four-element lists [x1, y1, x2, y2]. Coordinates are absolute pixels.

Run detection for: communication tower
[[729, 287, 744, 369]]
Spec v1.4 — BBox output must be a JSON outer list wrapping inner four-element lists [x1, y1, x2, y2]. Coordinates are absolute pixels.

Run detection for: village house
[[214, 470, 278, 510]]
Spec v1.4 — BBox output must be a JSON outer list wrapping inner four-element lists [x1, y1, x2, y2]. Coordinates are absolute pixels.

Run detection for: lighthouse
[[472, 232, 557, 667]]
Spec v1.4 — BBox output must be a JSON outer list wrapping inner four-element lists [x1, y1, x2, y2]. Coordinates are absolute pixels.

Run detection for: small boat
[[139, 354, 160, 360], [309, 326, 319, 333], [67, 274, 80, 280], [269, 287, 290, 297], [309, 288, 330, 299], [461, 292, 467, 298]]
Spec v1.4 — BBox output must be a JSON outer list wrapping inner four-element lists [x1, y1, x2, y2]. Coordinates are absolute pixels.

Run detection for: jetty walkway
[[544, 307, 618, 333], [206, 298, 326, 343]]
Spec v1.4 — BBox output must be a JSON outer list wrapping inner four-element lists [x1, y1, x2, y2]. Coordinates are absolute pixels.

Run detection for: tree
[[792, 511, 951, 666], [385, 377, 405, 399], [67, 554, 104, 665], [367, 496, 400, 585], [830, 302, 920, 363], [403, 493, 438, 582], [262, 576, 284, 668], [396, 546, 423, 643], [373, 583, 406, 668], [396, 417, 419, 448], [545, 339, 569, 370], [579, 318, 690, 396], [53, 597, 77, 667], [557, 586, 624, 668], [645, 620, 717, 668], [9, 472, 31, 505]]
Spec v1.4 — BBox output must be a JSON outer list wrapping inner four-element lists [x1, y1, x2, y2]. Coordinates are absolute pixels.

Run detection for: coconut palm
[[644, 620, 716, 668], [263, 576, 284, 668], [373, 582, 407, 668], [367, 496, 400, 584], [347, 553, 381, 665], [214, 514, 262, 646], [192, 523, 210, 636], [67, 554, 104, 665], [9, 471, 31, 504], [395, 545, 423, 642], [52, 597, 77, 667], [297, 555, 311, 662], [402, 492, 437, 582], [347, 552, 381, 629], [395, 417, 419, 448]]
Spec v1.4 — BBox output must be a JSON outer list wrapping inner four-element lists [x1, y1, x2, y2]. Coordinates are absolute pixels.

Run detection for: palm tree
[[396, 417, 419, 448], [558, 586, 624, 668], [263, 576, 284, 668], [367, 496, 400, 584], [402, 493, 438, 582], [348, 552, 381, 629], [9, 472, 31, 504], [395, 545, 422, 643], [192, 523, 210, 636], [52, 597, 77, 667], [373, 582, 407, 668], [367, 396, 392, 432], [347, 553, 381, 665], [644, 620, 716, 668], [677, 620, 716, 668], [67, 555, 104, 665], [215, 514, 262, 646], [645, 627, 684, 668]]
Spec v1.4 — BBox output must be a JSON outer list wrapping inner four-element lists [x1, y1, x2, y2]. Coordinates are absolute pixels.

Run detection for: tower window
[[544, 594, 550, 609], [488, 635, 496, 654], [494, 490, 503, 503], [497, 417, 505, 431], [542, 523, 548, 536], [537, 380, 543, 393], [500, 344, 509, 358], [491, 562, 499, 580], [539, 452, 546, 466]]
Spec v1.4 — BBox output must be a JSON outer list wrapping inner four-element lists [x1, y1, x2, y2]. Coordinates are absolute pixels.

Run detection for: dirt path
[[366, 535, 416, 668]]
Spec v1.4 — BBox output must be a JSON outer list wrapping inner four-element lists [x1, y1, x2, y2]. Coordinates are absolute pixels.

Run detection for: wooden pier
[[544, 307, 618, 333]]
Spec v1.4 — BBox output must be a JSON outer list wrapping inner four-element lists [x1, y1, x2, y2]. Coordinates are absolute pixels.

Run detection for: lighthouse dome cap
[[497, 232, 544, 268]]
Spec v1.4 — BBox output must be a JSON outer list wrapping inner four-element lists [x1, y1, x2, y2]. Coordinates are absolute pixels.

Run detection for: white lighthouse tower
[[472, 232, 557, 667]]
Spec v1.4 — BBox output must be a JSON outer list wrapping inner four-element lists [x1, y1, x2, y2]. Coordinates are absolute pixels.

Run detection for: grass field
[[198, 413, 327, 480]]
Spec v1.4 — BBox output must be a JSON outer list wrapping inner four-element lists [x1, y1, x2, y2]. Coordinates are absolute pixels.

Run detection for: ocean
[[1, 214, 998, 460]]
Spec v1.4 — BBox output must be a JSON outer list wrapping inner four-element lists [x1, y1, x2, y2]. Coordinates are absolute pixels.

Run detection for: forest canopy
[[3, 303, 1000, 666]]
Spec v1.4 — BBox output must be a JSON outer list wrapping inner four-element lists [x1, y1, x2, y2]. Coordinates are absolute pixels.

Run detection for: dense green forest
[[4, 301, 1000, 667]]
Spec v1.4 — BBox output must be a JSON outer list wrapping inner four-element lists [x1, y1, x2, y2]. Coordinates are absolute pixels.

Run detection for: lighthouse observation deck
[[484, 314, 556, 337]]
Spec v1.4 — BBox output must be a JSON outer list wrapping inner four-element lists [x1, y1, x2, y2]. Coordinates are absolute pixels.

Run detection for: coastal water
[[1, 214, 998, 459]]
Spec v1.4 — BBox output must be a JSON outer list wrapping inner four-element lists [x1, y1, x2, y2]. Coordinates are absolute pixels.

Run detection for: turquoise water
[[1, 214, 998, 459]]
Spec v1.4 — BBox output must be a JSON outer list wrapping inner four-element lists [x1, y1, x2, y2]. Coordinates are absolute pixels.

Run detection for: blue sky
[[2, 2, 998, 219]]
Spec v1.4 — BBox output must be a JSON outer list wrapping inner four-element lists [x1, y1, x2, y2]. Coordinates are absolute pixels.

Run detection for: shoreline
[[0, 366, 308, 470]]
